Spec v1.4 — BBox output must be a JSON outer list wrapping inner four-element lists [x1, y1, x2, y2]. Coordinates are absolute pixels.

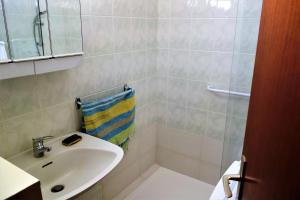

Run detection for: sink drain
[[51, 185, 65, 193]]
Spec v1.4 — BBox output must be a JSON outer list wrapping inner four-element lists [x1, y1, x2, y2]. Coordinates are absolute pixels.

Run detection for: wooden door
[[240, 0, 300, 199]]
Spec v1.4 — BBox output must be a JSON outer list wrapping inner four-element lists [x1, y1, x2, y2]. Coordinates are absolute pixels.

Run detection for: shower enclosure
[[155, 0, 265, 186], [220, 0, 264, 174]]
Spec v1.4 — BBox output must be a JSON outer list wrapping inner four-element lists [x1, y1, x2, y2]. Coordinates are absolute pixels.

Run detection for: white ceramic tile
[[90, 55, 116, 91], [186, 80, 210, 110], [226, 115, 247, 145], [168, 50, 189, 78], [113, 0, 132, 17], [139, 147, 156, 174], [166, 103, 186, 130], [135, 106, 148, 130], [156, 50, 169, 77], [43, 102, 78, 137], [113, 52, 133, 85], [157, 147, 202, 179], [157, 126, 203, 159], [113, 18, 133, 52], [131, 51, 147, 80], [90, 0, 113, 16], [158, 0, 171, 18], [208, 52, 233, 86], [132, 19, 147, 50], [185, 108, 207, 135], [146, 19, 158, 49], [1, 111, 49, 158], [206, 112, 226, 141], [131, 79, 148, 107], [191, 18, 235, 51], [167, 78, 188, 105], [154, 102, 168, 124], [188, 51, 211, 81], [157, 19, 170, 49], [201, 136, 223, 166], [231, 53, 255, 92], [81, 16, 94, 55], [192, 0, 238, 18], [131, 0, 146, 17], [234, 18, 260, 54], [207, 91, 229, 114], [0, 75, 39, 119], [92, 17, 114, 55], [171, 0, 192, 18], [227, 96, 250, 117], [137, 124, 157, 156], [169, 19, 191, 49], [153, 77, 168, 102], [146, 0, 158, 17], [146, 50, 158, 76], [238, 0, 263, 18]]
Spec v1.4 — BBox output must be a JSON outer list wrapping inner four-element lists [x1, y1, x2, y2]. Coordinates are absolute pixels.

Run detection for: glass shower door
[[221, 0, 263, 174]]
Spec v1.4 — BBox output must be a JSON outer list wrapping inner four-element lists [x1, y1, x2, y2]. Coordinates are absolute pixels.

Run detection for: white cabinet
[[0, 55, 82, 80], [0, 61, 35, 80], [34, 55, 83, 75]]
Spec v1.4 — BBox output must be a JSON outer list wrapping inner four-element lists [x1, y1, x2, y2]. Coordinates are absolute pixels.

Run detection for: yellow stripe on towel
[[84, 96, 135, 129]]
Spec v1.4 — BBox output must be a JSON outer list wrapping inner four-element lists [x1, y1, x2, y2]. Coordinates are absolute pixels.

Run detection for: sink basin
[[9, 132, 124, 200]]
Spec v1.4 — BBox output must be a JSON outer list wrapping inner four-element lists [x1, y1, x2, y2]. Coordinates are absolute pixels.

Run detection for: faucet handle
[[42, 136, 54, 140], [33, 135, 54, 142]]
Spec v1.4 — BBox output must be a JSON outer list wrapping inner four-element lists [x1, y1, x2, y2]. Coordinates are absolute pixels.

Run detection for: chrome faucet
[[32, 136, 54, 158]]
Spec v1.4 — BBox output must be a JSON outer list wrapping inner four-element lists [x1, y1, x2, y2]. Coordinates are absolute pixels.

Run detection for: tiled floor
[[114, 165, 214, 200]]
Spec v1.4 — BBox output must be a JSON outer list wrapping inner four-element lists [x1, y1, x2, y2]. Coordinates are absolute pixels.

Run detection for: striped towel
[[81, 88, 135, 150]]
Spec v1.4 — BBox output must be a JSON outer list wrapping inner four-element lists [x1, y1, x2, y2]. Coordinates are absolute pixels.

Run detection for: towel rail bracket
[[76, 98, 82, 109]]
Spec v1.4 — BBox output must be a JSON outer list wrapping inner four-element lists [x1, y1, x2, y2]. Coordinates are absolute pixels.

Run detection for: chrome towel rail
[[207, 84, 250, 97], [76, 83, 129, 109]]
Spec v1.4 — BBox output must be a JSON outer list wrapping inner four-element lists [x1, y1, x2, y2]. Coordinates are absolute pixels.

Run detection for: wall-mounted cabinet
[[0, 0, 83, 80]]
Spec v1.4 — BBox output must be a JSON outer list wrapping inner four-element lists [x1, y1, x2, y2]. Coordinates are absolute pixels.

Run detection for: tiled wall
[[0, 0, 158, 199], [155, 0, 262, 185]]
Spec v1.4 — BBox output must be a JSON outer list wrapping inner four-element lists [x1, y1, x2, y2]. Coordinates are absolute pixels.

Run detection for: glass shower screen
[[221, 0, 264, 174]]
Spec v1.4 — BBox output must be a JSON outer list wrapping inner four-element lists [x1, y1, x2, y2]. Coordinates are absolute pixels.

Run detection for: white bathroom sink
[[9, 132, 124, 200]]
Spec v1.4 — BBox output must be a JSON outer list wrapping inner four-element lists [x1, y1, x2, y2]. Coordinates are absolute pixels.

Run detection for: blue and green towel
[[81, 88, 135, 150]]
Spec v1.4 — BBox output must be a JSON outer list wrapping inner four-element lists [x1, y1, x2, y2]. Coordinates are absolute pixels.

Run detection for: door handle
[[222, 155, 246, 198], [222, 174, 242, 198]]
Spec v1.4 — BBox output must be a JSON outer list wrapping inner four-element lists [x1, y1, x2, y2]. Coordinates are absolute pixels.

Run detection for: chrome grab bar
[[207, 84, 250, 97]]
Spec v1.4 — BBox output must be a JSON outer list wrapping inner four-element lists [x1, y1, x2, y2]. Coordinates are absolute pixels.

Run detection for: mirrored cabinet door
[[47, 0, 83, 56], [0, 0, 10, 62], [3, 0, 51, 60]]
